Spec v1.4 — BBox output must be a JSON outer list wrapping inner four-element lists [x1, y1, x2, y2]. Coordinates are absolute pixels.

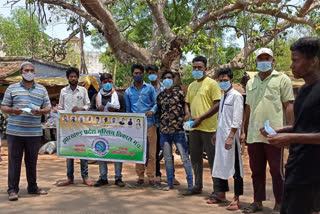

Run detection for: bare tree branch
[[150, 16, 162, 61], [40, 0, 104, 31], [146, 0, 176, 42], [80, 0, 153, 65]]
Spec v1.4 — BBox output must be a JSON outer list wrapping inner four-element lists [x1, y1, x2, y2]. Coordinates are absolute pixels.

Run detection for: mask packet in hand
[[183, 120, 194, 131], [21, 108, 32, 114], [28, 103, 40, 110], [264, 120, 277, 135]]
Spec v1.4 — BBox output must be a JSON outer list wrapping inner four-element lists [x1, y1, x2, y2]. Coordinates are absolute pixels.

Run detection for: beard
[[69, 80, 78, 86]]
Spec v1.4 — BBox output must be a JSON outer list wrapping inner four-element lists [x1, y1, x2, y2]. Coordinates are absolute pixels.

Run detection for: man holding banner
[[125, 64, 158, 187], [90, 73, 126, 187], [57, 67, 94, 187]]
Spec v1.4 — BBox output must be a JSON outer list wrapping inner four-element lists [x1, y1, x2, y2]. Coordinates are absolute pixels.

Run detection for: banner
[[57, 111, 147, 164]]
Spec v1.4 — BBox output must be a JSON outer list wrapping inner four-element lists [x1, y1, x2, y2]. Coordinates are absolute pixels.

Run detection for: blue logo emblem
[[91, 138, 109, 156]]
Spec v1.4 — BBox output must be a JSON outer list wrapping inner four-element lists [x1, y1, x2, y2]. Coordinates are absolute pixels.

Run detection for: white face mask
[[22, 72, 35, 81]]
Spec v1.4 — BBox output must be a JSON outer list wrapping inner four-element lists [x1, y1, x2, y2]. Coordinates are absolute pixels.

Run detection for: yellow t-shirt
[[186, 77, 221, 132]]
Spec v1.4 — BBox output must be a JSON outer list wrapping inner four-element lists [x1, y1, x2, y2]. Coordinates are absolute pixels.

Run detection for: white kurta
[[212, 88, 244, 180]]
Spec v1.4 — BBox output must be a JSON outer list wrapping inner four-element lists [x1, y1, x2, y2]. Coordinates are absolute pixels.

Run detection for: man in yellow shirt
[[184, 56, 221, 196]]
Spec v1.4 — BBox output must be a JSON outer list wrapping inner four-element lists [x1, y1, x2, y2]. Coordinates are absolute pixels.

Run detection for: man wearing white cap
[[1, 62, 51, 201], [241, 48, 294, 213]]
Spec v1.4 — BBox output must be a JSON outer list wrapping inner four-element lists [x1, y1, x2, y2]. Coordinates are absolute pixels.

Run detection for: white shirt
[[212, 88, 244, 179], [58, 85, 90, 111]]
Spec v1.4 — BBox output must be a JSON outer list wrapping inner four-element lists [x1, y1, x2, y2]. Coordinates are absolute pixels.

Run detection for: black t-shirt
[[285, 80, 320, 184]]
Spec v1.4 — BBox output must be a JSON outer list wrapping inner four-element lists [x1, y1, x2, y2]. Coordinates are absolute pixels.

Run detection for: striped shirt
[[1, 81, 51, 137]]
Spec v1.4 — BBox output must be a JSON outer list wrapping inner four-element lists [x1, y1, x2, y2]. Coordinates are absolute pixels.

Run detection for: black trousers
[[281, 183, 320, 214], [213, 142, 244, 195], [7, 135, 41, 194]]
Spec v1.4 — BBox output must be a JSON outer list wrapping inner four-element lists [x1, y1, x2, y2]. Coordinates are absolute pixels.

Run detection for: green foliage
[[99, 48, 132, 87], [0, 8, 51, 57]]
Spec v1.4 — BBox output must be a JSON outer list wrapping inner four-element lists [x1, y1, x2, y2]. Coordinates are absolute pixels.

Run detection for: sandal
[[242, 203, 263, 213], [226, 202, 241, 210], [206, 193, 228, 204], [58, 179, 74, 187], [163, 184, 173, 191], [271, 206, 280, 214], [128, 179, 144, 188]]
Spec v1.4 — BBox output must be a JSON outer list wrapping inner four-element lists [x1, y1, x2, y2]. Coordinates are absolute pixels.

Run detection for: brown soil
[[0, 140, 281, 214]]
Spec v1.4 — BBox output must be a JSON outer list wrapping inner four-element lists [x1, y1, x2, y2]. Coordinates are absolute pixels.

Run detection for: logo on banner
[[91, 138, 109, 156]]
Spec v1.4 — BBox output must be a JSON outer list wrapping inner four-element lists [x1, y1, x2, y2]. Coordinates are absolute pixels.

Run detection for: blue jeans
[[67, 159, 88, 180], [160, 132, 193, 186], [98, 161, 123, 180]]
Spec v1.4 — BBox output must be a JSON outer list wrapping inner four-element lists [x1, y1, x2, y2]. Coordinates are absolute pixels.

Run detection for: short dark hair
[[290, 37, 320, 60], [131, 64, 144, 74], [100, 73, 113, 82], [162, 70, 175, 79], [217, 68, 233, 79], [145, 65, 159, 73], [192, 56, 207, 67], [66, 67, 80, 78]]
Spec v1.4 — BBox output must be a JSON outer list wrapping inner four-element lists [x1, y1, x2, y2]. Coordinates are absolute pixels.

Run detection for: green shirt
[[246, 70, 294, 144]]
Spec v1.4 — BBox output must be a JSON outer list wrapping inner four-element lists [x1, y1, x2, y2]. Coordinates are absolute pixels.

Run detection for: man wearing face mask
[[211, 68, 244, 210], [89, 73, 126, 187], [1, 62, 51, 201], [125, 64, 158, 187], [56, 67, 94, 187], [146, 65, 165, 186], [241, 48, 294, 214], [157, 71, 193, 192], [184, 56, 221, 196]]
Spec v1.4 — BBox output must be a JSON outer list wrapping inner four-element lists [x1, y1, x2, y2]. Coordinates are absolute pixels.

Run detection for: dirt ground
[[0, 140, 279, 214]]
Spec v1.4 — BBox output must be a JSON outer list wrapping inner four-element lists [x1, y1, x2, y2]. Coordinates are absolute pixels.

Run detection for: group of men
[[1, 37, 319, 214]]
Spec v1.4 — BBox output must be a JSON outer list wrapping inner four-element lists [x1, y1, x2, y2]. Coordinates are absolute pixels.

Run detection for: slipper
[[150, 183, 161, 189], [242, 203, 263, 213], [226, 202, 241, 211], [206, 194, 228, 204], [128, 180, 144, 188], [163, 185, 173, 191]]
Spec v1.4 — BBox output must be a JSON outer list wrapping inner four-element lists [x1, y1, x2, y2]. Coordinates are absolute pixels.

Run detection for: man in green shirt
[[241, 48, 294, 213]]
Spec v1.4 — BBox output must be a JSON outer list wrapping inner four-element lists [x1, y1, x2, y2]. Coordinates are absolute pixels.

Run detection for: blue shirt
[[125, 82, 157, 126], [1, 81, 51, 136]]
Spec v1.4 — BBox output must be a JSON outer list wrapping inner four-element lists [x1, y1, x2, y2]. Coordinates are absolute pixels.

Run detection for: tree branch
[[146, 0, 176, 42], [40, 0, 103, 31], [80, 0, 153, 64]]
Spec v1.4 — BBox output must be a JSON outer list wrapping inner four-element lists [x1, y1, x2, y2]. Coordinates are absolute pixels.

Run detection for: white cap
[[256, 48, 273, 58], [20, 61, 35, 70]]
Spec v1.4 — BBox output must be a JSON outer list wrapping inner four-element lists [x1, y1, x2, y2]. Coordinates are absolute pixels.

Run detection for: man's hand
[[225, 137, 233, 150], [267, 133, 292, 147], [192, 117, 202, 128], [211, 133, 216, 145], [145, 111, 153, 117], [240, 132, 246, 144], [259, 127, 269, 138], [31, 109, 42, 115], [72, 106, 80, 113], [184, 113, 191, 121], [98, 106, 105, 111], [108, 107, 116, 112], [11, 107, 22, 115]]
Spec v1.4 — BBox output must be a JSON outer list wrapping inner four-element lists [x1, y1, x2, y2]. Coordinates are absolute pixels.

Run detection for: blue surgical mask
[[163, 78, 173, 89], [219, 81, 231, 91], [257, 61, 272, 72], [192, 70, 204, 79], [133, 75, 143, 82], [103, 83, 113, 91], [148, 74, 157, 82]]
